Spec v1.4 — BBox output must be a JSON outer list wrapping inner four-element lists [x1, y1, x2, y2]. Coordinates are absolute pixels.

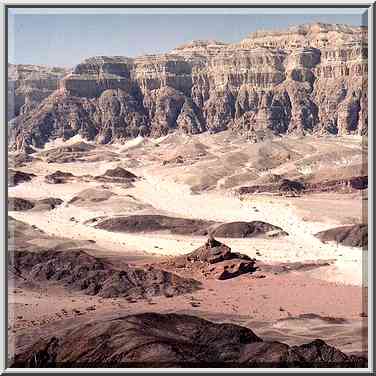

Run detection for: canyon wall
[[8, 64, 70, 120], [9, 22, 368, 151]]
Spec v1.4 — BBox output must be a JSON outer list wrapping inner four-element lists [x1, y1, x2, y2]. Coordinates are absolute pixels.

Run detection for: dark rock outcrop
[[8, 169, 35, 187], [95, 167, 138, 183], [9, 249, 201, 299], [279, 179, 305, 194], [315, 224, 367, 248], [44, 167, 137, 185], [9, 22, 368, 151], [34, 198, 64, 210], [12, 312, 367, 367], [93, 215, 287, 240], [94, 214, 215, 235], [8, 197, 35, 211], [306, 176, 368, 193], [238, 178, 304, 196], [211, 221, 288, 238], [45, 170, 75, 184], [8, 197, 63, 212], [164, 238, 257, 280]]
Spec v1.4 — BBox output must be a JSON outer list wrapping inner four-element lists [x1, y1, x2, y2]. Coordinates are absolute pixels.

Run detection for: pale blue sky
[[8, 8, 368, 68]]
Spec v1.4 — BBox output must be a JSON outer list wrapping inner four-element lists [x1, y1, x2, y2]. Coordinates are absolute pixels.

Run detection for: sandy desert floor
[[8, 132, 368, 361]]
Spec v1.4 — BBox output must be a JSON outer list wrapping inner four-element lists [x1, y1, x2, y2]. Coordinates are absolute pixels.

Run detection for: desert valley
[[7, 22, 368, 368]]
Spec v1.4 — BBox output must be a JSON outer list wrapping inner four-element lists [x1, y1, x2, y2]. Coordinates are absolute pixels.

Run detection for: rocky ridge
[[9, 22, 368, 152], [8, 217, 201, 299], [12, 312, 366, 367], [92, 214, 287, 239]]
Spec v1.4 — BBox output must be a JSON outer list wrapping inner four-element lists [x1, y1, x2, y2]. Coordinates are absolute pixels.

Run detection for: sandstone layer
[[8, 64, 70, 120], [9, 22, 368, 152]]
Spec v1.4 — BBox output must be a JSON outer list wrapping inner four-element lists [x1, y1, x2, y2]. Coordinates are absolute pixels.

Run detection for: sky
[[8, 8, 368, 68]]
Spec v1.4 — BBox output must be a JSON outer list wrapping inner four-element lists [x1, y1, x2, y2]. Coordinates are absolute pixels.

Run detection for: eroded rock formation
[[12, 312, 367, 367], [8, 64, 70, 120], [315, 224, 368, 248], [165, 238, 258, 280], [8, 169, 35, 187], [9, 22, 368, 151], [10, 249, 200, 299]]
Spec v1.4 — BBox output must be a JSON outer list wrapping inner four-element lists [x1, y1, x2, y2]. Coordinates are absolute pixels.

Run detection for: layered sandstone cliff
[[8, 64, 70, 120], [9, 22, 368, 151]]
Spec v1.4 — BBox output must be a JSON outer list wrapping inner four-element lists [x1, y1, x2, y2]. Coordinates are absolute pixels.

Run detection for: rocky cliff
[[9, 22, 368, 151], [8, 64, 70, 121]]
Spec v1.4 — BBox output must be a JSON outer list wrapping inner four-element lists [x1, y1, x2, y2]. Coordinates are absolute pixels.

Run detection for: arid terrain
[[8, 131, 368, 367], [7, 22, 368, 368]]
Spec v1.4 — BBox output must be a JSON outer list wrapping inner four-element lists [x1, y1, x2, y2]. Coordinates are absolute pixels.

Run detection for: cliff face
[[9, 22, 368, 151], [8, 64, 70, 121]]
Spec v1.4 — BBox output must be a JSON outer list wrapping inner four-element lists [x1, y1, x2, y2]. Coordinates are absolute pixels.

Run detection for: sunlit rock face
[[8, 64, 70, 120], [9, 22, 368, 150]]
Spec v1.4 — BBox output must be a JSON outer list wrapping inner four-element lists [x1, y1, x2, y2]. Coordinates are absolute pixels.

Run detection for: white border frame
[[0, 1, 373, 373]]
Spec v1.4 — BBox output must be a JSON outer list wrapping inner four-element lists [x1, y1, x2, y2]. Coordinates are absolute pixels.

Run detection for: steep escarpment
[[312, 46, 368, 136], [8, 64, 70, 120], [9, 22, 368, 151]]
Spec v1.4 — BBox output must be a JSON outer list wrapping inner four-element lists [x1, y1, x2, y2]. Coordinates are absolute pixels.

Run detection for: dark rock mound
[[95, 167, 138, 183], [184, 238, 247, 264], [45, 170, 75, 184], [94, 215, 215, 236], [164, 238, 257, 280], [12, 313, 366, 368], [34, 197, 64, 211], [212, 221, 288, 238], [9, 249, 200, 299], [8, 197, 35, 211], [287, 339, 365, 368], [94, 216, 288, 240], [279, 179, 305, 195], [101, 167, 137, 179], [8, 197, 63, 212], [350, 176, 368, 190], [315, 224, 367, 248], [8, 169, 35, 187]]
